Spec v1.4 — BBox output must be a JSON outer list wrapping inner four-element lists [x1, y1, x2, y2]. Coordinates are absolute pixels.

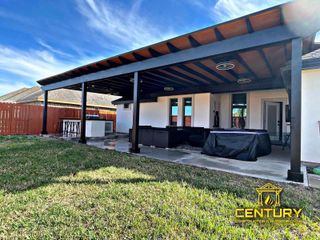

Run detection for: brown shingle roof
[[0, 87, 30, 102], [302, 46, 320, 60], [0, 86, 119, 109]]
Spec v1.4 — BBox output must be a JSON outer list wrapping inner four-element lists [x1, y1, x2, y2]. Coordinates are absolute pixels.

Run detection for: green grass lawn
[[0, 136, 319, 239]]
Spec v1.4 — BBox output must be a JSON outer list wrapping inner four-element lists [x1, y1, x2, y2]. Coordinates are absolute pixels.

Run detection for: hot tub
[[202, 129, 272, 161]]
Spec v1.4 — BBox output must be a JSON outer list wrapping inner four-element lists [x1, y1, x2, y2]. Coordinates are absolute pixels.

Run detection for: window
[[183, 98, 192, 127], [231, 93, 247, 129], [169, 98, 178, 126], [123, 103, 129, 109]]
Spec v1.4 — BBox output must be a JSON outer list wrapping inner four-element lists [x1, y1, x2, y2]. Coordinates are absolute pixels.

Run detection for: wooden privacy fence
[[0, 103, 116, 135]]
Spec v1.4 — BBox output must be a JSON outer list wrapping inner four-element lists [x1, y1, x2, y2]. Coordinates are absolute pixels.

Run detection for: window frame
[[231, 93, 247, 129], [169, 98, 179, 126], [182, 97, 193, 127]]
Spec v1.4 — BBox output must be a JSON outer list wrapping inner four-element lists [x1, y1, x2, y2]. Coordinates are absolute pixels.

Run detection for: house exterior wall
[[247, 89, 289, 133], [116, 93, 212, 133], [213, 90, 289, 130], [140, 97, 170, 127], [116, 104, 133, 133], [115, 71, 320, 165], [302, 69, 320, 164], [116, 90, 291, 133], [193, 93, 211, 128], [219, 93, 231, 128]]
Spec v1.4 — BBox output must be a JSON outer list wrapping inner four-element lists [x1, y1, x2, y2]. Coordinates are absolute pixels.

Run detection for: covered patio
[[38, 1, 320, 183], [81, 136, 304, 184]]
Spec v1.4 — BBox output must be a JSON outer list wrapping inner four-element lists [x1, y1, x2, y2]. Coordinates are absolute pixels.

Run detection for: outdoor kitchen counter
[[202, 130, 272, 161], [62, 119, 113, 137]]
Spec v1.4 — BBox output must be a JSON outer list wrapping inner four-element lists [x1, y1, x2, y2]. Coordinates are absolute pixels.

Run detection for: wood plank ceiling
[[38, 2, 318, 98]]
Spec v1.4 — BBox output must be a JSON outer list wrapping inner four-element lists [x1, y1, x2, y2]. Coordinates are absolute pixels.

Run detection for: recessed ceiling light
[[164, 86, 174, 92], [237, 78, 252, 84], [216, 61, 235, 71]]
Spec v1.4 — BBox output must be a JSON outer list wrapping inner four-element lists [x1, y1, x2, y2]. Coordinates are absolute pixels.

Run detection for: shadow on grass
[[53, 178, 159, 185], [0, 136, 319, 217]]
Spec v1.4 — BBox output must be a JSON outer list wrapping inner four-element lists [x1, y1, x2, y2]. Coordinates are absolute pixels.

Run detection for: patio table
[[202, 130, 271, 161]]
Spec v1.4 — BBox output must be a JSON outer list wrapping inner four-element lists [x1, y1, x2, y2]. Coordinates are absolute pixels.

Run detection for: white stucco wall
[[248, 89, 289, 132], [215, 90, 288, 130], [139, 97, 170, 127], [193, 93, 211, 128], [116, 96, 172, 133], [219, 93, 231, 128], [116, 90, 290, 133], [116, 104, 133, 133], [302, 69, 320, 163], [116, 93, 213, 133]]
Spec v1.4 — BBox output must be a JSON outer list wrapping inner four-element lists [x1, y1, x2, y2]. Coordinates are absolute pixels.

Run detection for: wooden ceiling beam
[[166, 42, 180, 53], [188, 35, 201, 47], [144, 72, 186, 87], [175, 64, 216, 85], [258, 49, 275, 78], [151, 70, 198, 86], [164, 67, 210, 85], [148, 47, 162, 57], [132, 52, 147, 61], [193, 61, 232, 83]]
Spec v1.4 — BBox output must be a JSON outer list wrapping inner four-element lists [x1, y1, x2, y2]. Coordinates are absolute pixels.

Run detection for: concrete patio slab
[[84, 137, 307, 185], [308, 174, 320, 189]]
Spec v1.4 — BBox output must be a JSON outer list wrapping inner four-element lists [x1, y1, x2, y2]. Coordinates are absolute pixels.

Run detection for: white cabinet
[[63, 119, 113, 137]]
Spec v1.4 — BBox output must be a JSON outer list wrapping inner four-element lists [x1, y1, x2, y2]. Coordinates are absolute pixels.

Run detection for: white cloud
[[184, 0, 210, 9], [0, 45, 76, 80], [0, 44, 108, 96], [37, 39, 72, 58], [76, 0, 177, 49], [212, 0, 289, 22], [0, 81, 31, 96], [185, 0, 290, 22], [316, 33, 320, 42], [0, 44, 106, 80]]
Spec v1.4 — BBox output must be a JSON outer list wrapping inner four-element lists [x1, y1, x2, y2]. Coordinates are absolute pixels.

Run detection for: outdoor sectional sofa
[[129, 126, 211, 148], [129, 126, 272, 161]]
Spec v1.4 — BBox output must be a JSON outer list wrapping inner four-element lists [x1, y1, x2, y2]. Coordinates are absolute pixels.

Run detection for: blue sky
[[0, 0, 315, 95]]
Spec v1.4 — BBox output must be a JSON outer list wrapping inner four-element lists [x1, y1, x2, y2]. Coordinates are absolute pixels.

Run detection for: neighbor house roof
[[0, 87, 119, 109], [0, 87, 37, 102], [302, 46, 320, 70]]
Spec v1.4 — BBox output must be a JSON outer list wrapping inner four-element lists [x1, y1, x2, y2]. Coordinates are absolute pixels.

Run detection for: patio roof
[[37, 0, 320, 100], [38, 0, 320, 182]]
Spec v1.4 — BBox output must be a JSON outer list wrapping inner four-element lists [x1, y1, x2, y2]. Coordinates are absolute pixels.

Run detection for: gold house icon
[[256, 183, 283, 207]]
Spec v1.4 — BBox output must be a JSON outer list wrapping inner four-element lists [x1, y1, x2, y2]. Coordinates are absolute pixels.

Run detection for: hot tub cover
[[202, 130, 272, 161]]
